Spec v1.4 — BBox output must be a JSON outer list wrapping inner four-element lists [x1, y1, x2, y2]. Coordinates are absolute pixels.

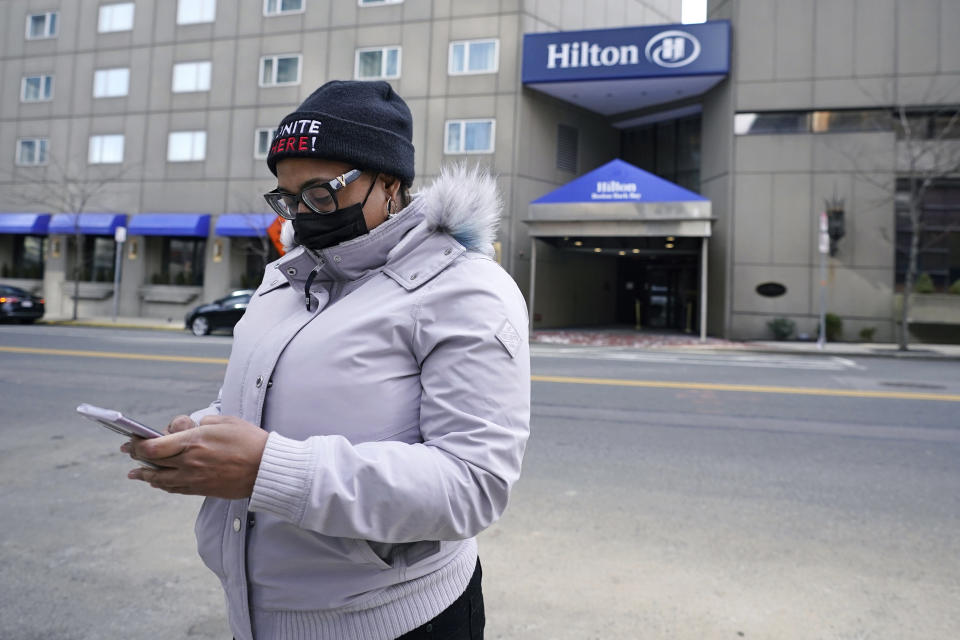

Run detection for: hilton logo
[[545, 29, 701, 70], [644, 30, 701, 68], [592, 180, 641, 200]]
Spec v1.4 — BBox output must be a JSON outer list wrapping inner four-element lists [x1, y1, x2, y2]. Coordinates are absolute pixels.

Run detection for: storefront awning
[[128, 213, 210, 237], [0, 213, 51, 234], [49, 213, 127, 236], [522, 21, 729, 122], [214, 214, 277, 237], [526, 159, 712, 237]]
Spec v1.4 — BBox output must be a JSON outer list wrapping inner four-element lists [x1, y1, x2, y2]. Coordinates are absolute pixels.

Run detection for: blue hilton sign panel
[[522, 21, 730, 84]]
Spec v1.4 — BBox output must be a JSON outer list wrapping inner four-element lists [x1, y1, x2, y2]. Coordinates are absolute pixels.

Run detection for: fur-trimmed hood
[[281, 163, 501, 257]]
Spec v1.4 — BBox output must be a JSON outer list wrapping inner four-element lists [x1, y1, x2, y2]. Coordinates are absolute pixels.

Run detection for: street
[[1, 325, 958, 639]]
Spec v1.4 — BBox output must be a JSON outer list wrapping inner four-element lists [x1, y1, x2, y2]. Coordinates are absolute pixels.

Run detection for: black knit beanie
[[266, 80, 415, 187]]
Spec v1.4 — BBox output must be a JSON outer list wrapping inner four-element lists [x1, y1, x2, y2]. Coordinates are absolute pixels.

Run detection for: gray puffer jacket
[[191, 165, 531, 640]]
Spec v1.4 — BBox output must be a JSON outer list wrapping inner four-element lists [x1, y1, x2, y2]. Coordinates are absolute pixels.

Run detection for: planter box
[[1, 278, 43, 294], [893, 293, 960, 325], [137, 285, 202, 305], [60, 281, 114, 300]]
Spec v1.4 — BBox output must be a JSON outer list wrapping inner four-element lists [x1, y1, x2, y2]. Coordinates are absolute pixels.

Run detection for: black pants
[[397, 559, 485, 639]]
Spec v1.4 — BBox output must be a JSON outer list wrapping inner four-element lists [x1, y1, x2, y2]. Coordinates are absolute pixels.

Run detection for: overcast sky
[[682, 0, 707, 23]]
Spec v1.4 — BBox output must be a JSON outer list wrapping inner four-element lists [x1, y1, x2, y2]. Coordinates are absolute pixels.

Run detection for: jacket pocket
[[194, 497, 229, 579], [351, 538, 393, 570]]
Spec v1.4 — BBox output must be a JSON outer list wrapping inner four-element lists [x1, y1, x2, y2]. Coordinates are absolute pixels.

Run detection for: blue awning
[[214, 214, 277, 237], [128, 213, 211, 237], [49, 213, 127, 236], [526, 159, 712, 237], [0, 213, 51, 234], [533, 159, 707, 204]]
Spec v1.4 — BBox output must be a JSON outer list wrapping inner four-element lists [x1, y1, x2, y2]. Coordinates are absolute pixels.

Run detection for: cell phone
[[76, 403, 164, 469]]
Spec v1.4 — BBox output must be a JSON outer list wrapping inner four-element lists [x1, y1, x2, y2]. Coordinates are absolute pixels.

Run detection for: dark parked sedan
[[0, 284, 45, 324], [184, 289, 254, 336]]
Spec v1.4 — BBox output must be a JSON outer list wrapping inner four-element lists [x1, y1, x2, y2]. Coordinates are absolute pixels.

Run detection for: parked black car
[[0, 285, 45, 324], [184, 289, 254, 336]]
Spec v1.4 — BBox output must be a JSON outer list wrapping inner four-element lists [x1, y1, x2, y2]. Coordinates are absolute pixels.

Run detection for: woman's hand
[[122, 415, 269, 499]]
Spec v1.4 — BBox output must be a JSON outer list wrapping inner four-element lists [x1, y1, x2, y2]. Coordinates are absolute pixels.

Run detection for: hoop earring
[[386, 198, 396, 219]]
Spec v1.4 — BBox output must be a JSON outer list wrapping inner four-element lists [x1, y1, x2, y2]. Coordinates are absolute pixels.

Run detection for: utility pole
[[817, 211, 828, 350], [112, 226, 126, 322]]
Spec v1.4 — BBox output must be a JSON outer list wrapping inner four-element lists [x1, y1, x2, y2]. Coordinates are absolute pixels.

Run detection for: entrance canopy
[[525, 160, 712, 340], [526, 159, 712, 239], [522, 21, 729, 124]]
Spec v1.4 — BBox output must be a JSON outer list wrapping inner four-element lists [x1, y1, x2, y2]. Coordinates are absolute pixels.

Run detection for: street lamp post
[[112, 226, 126, 322]]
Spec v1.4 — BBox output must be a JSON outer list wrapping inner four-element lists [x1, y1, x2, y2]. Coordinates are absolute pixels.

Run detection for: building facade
[[1, 0, 957, 342]]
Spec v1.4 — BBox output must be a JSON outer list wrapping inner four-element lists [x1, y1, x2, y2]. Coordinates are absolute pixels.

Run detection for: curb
[[691, 346, 960, 362], [38, 319, 185, 332]]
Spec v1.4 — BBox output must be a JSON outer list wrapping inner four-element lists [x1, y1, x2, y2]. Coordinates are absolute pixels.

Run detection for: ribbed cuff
[[250, 432, 314, 526]]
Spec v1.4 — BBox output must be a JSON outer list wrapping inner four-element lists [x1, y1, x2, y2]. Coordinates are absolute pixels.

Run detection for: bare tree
[[228, 190, 282, 289], [892, 106, 960, 350], [827, 78, 960, 350], [4, 155, 134, 320]]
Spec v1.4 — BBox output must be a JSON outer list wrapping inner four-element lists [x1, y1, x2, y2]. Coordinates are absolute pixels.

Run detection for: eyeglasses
[[263, 168, 364, 220]]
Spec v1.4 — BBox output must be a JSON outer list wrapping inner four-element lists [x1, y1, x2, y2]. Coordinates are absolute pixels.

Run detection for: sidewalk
[[34, 316, 960, 359], [39, 314, 185, 332], [530, 328, 960, 360]]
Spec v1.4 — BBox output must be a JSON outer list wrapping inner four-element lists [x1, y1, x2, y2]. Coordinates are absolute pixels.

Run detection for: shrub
[[859, 326, 876, 342], [949, 279, 960, 295], [817, 313, 843, 342], [767, 317, 796, 340], [914, 272, 935, 293]]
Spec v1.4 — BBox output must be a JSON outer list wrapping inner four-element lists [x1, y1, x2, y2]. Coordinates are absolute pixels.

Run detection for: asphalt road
[[0, 325, 958, 639]]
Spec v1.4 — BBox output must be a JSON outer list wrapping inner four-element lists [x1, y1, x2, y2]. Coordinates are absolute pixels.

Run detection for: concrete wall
[[710, 0, 954, 340], [1, 0, 685, 322], [530, 239, 619, 328]]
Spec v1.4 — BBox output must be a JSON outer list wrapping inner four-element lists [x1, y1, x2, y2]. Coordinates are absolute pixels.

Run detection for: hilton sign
[[522, 21, 729, 83]]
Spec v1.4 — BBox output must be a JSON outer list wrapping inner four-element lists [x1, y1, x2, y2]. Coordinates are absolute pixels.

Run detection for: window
[[16, 138, 49, 166], [98, 2, 135, 32], [88, 135, 125, 164], [177, 0, 216, 24], [167, 131, 207, 162], [93, 68, 130, 97], [21, 75, 54, 102], [444, 119, 495, 154], [26, 12, 58, 39], [263, 0, 304, 16], [449, 39, 499, 75], [734, 112, 808, 135], [11, 236, 46, 279], [254, 128, 276, 158], [895, 109, 960, 140], [620, 114, 701, 193], [358, 0, 403, 5], [260, 55, 301, 86], [556, 124, 578, 172], [159, 238, 206, 285], [355, 47, 401, 80], [72, 236, 116, 282], [172, 61, 212, 93], [895, 180, 960, 292]]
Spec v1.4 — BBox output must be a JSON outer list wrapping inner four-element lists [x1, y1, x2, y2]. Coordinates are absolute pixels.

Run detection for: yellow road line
[[531, 374, 960, 402], [0, 345, 228, 365], [3, 346, 957, 402]]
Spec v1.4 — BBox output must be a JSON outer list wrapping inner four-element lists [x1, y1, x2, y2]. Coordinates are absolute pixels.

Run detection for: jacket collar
[[271, 163, 501, 291]]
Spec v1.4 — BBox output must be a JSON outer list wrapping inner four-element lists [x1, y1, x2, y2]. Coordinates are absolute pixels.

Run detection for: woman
[[125, 80, 530, 640]]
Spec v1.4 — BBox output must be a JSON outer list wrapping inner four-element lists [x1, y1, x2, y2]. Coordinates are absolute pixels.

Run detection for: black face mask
[[292, 174, 377, 251]]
